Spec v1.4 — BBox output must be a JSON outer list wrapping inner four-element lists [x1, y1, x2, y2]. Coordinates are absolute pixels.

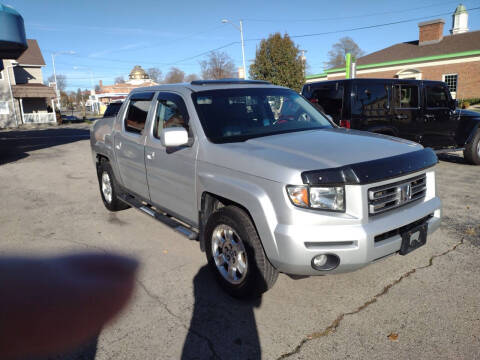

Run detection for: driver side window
[[154, 94, 189, 139]]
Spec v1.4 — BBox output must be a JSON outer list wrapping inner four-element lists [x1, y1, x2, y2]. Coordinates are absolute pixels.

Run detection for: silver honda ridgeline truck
[[91, 79, 441, 298]]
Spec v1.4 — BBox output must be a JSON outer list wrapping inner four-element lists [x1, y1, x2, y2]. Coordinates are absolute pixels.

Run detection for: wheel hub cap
[[211, 225, 248, 285], [101, 172, 113, 203]]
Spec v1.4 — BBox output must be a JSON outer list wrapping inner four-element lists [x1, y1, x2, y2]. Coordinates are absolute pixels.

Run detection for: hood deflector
[[301, 148, 438, 185]]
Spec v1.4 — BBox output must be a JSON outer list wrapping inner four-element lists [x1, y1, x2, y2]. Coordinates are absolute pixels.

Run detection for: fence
[[23, 113, 56, 124]]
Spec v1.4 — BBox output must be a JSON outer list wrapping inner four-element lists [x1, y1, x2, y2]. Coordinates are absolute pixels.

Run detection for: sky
[[5, 0, 480, 91]]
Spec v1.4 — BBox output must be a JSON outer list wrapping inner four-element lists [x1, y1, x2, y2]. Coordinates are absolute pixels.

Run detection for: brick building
[[95, 65, 157, 104], [306, 4, 480, 99]]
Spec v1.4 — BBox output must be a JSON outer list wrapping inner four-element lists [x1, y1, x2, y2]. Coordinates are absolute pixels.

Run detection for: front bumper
[[271, 196, 442, 276]]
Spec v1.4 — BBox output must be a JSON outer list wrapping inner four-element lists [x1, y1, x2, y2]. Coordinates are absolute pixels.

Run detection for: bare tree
[[325, 37, 364, 69], [47, 74, 67, 92], [200, 51, 236, 80], [147, 67, 162, 83], [164, 67, 185, 84], [185, 73, 200, 82], [114, 76, 126, 84], [94, 84, 101, 92]]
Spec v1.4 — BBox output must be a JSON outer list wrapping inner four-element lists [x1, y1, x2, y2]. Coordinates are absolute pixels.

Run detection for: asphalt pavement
[[0, 124, 478, 359]]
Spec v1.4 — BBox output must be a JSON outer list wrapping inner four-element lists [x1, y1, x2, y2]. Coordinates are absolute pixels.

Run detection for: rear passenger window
[[353, 84, 389, 116], [124, 92, 154, 134], [394, 85, 418, 108], [312, 85, 343, 121], [426, 85, 449, 108]]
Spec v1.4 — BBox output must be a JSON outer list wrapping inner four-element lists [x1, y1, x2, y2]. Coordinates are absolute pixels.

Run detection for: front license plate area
[[400, 224, 428, 255]]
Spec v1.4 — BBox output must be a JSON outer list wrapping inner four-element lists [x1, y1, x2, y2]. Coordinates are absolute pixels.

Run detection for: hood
[[201, 128, 423, 184]]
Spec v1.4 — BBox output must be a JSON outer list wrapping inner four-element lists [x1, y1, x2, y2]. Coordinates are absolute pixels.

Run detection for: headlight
[[286, 185, 345, 212], [310, 186, 344, 211]]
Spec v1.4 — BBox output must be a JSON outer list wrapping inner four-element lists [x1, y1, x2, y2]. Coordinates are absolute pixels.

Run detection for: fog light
[[311, 254, 340, 271], [312, 254, 327, 267]]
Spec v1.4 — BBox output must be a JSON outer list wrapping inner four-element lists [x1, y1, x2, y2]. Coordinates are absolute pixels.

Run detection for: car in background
[[302, 79, 480, 164]]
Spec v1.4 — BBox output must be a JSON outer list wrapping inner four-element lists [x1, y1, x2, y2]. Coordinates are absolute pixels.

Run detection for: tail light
[[309, 98, 318, 104], [339, 120, 351, 129]]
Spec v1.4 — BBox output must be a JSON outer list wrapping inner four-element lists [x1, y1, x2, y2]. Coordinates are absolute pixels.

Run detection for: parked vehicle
[[301, 79, 480, 165], [91, 79, 441, 298]]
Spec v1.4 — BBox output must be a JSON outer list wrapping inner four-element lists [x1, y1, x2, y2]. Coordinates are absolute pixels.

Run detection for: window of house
[[353, 84, 389, 115], [124, 92, 154, 134], [442, 74, 458, 93], [0, 101, 9, 114], [394, 85, 419, 108], [426, 85, 450, 108], [154, 93, 189, 139]]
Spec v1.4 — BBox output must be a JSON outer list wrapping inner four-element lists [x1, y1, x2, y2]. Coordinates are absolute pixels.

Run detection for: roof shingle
[[16, 39, 46, 66], [356, 30, 480, 66]]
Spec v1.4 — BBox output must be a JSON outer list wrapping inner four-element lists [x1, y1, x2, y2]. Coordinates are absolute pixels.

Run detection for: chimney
[[418, 19, 445, 45]]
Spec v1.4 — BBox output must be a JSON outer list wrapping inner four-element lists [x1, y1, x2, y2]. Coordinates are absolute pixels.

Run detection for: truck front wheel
[[97, 160, 130, 211], [205, 206, 278, 299], [464, 129, 480, 165]]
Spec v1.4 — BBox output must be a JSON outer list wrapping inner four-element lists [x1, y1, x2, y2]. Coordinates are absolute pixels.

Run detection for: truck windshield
[[192, 88, 333, 143]]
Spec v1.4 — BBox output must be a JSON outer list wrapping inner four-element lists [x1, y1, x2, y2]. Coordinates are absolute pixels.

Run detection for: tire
[[97, 160, 130, 211], [204, 205, 278, 299], [464, 129, 480, 165]]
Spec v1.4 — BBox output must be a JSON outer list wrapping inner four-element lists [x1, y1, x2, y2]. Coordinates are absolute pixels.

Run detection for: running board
[[435, 147, 464, 154], [118, 194, 198, 240]]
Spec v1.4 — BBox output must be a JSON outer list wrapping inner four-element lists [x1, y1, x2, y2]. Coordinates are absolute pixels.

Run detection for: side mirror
[[160, 127, 188, 147]]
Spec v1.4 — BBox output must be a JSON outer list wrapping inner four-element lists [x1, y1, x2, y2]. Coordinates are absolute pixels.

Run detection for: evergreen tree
[[250, 33, 305, 92]]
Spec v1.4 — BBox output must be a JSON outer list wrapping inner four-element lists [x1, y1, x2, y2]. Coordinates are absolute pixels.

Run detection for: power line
[[243, 0, 460, 22], [172, 41, 239, 64], [245, 7, 480, 41]]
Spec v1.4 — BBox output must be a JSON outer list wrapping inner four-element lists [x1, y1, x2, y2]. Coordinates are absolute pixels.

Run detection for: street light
[[5, 60, 19, 127], [51, 50, 75, 108], [221, 19, 246, 79]]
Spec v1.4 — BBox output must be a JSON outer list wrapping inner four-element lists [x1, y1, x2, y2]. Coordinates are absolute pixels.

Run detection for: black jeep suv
[[302, 79, 480, 164]]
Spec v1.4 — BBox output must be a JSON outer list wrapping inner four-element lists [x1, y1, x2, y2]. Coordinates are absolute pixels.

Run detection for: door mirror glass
[[161, 127, 188, 147]]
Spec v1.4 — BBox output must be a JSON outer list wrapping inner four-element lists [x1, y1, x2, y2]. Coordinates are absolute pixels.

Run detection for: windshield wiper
[[211, 126, 331, 143]]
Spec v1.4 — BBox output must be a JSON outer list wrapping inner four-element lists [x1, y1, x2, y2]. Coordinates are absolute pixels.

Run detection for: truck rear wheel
[[97, 160, 130, 211], [205, 206, 278, 299], [464, 129, 480, 165]]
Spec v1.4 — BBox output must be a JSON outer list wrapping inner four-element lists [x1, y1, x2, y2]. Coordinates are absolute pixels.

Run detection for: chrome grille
[[368, 174, 427, 216]]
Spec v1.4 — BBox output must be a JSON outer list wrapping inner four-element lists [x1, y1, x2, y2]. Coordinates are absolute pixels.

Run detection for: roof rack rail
[[190, 79, 271, 85]]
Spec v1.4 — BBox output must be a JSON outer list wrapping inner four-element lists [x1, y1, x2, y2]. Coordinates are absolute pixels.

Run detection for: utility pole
[[51, 54, 59, 108], [51, 50, 75, 109], [222, 19, 247, 79], [239, 20, 246, 80], [300, 50, 307, 77]]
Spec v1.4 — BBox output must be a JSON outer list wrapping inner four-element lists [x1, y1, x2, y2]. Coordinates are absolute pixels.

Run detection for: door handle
[[115, 142, 122, 150], [146, 151, 155, 160], [395, 114, 408, 119], [424, 114, 435, 123]]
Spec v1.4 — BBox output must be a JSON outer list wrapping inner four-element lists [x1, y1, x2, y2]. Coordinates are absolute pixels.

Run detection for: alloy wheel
[[101, 172, 113, 203], [211, 224, 248, 285]]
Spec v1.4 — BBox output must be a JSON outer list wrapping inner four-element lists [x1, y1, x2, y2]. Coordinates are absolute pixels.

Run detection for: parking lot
[[0, 124, 479, 360]]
